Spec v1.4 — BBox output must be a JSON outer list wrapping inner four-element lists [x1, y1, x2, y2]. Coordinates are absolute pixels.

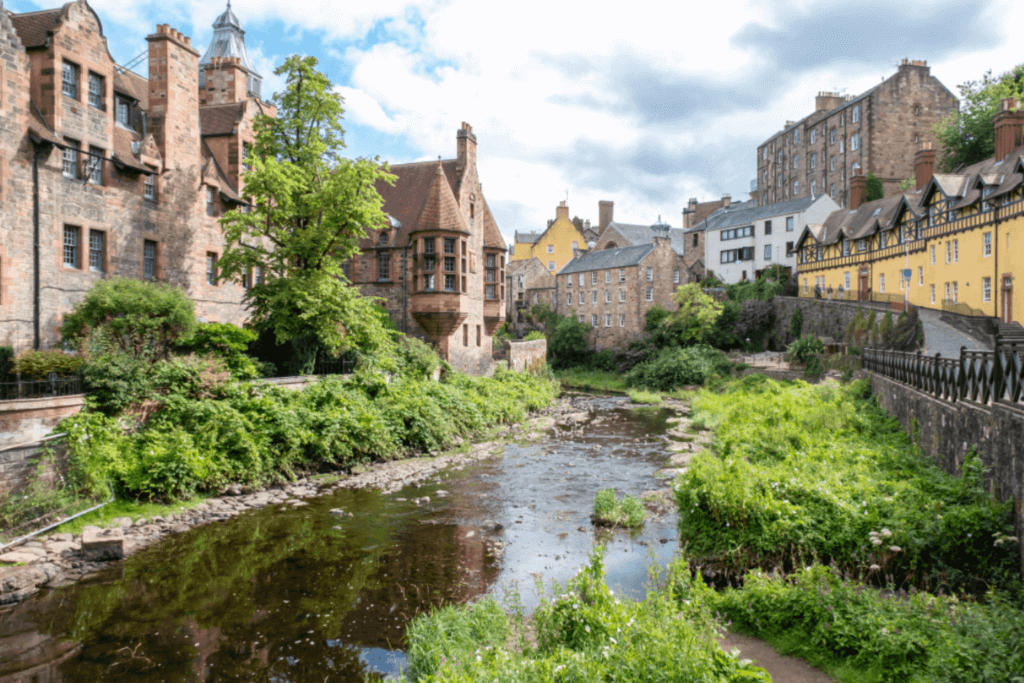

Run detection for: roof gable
[[412, 161, 469, 235], [375, 159, 461, 246]]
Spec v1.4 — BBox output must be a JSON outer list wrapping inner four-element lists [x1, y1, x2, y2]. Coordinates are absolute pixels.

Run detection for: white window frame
[[984, 232, 992, 257], [605, 270, 611, 284], [604, 313, 611, 327], [579, 273, 585, 286], [619, 314, 625, 327], [646, 267, 653, 281], [646, 288, 653, 302], [567, 293, 572, 306], [953, 239, 959, 263], [673, 269, 679, 284], [619, 289, 625, 302], [931, 284, 936, 304], [547, 244, 554, 254], [88, 229, 104, 272], [605, 290, 611, 303], [879, 273, 885, 293], [578, 292, 584, 304], [844, 272, 851, 289], [931, 244, 936, 265], [619, 268, 625, 282], [983, 277, 992, 302]]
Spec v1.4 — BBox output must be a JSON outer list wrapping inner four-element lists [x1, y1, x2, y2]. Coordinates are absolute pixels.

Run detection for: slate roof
[[602, 221, 688, 255], [111, 127, 150, 173], [199, 3, 256, 72], [9, 7, 62, 48], [480, 196, 505, 248], [200, 102, 246, 136], [114, 68, 149, 108], [694, 195, 820, 233], [559, 244, 654, 275], [515, 231, 542, 244]]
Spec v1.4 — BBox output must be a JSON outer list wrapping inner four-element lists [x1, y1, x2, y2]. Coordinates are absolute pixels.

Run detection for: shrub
[[0, 346, 14, 382], [589, 349, 616, 372], [13, 349, 84, 379], [524, 330, 546, 341], [788, 307, 804, 340], [593, 489, 647, 527], [60, 278, 196, 359], [176, 322, 262, 379], [628, 389, 662, 405], [625, 345, 731, 391], [786, 335, 825, 364], [549, 315, 591, 369]]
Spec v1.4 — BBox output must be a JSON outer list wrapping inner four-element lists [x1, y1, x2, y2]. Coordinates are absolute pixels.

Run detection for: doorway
[[858, 266, 869, 302]]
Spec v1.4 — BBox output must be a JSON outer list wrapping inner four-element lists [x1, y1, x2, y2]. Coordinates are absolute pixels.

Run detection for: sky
[[6, 0, 1020, 246]]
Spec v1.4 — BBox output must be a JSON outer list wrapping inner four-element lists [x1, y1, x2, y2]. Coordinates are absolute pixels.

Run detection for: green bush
[[549, 315, 592, 369], [0, 346, 14, 382], [628, 389, 662, 405], [402, 550, 770, 683], [590, 349, 616, 372], [177, 322, 262, 379], [13, 349, 84, 379], [673, 378, 1020, 594], [524, 330, 546, 341], [787, 335, 825, 364], [593, 489, 647, 527], [625, 345, 731, 391], [788, 307, 804, 340]]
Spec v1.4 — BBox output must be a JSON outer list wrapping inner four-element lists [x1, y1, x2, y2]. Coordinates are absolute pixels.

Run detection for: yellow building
[[795, 99, 1024, 326], [512, 201, 589, 273]]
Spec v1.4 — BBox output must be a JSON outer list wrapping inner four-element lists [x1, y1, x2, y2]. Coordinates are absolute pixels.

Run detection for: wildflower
[[871, 538, 882, 546], [609, 637, 617, 644], [584, 626, 590, 633], [476, 655, 482, 663], [881, 528, 892, 538], [881, 627, 889, 635], [869, 564, 881, 571], [573, 603, 579, 610], [889, 545, 901, 552]]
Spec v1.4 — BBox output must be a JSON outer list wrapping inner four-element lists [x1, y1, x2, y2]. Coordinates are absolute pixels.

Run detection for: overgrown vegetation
[[592, 489, 647, 528], [627, 389, 662, 405], [625, 345, 732, 392], [674, 376, 1020, 595], [401, 550, 770, 683]]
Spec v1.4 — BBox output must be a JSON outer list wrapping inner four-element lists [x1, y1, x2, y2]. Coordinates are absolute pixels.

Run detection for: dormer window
[[116, 97, 132, 128], [842, 239, 851, 256], [378, 232, 389, 246]]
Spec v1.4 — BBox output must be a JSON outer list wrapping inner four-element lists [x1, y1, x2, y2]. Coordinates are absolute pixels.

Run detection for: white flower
[[476, 655, 482, 663], [872, 539, 882, 546], [869, 564, 881, 570], [881, 528, 892, 538], [889, 545, 901, 552], [609, 637, 617, 644], [573, 603, 579, 610], [584, 626, 590, 633]]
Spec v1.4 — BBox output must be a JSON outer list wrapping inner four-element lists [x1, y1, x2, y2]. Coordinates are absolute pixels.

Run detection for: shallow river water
[[0, 397, 682, 682]]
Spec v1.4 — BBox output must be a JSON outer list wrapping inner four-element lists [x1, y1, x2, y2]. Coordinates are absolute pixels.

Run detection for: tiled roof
[[515, 231, 542, 244], [111, 126, 150, 173], [114, 68, 148, 109], [480, 196, 505, 248], [200, 102, 246, 136], [411, 161, 469, 235], [559, 243, 654, 275], [602, 221, 688, 256], [697, 195, 820, 233], [374, 159, 461, 246], [811, 194, 910, 247], [9, 7, 62, 48], [201, 140, 241, 201]]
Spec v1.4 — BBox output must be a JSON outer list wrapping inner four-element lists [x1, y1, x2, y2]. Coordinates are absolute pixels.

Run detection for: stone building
[[506, 257, 556, 329], [756, 59, 958, 209], [510, 201, 590, 273], [346, 123, 506, 374], [0, 0, 272, 351], [553, 237, 687, 351]]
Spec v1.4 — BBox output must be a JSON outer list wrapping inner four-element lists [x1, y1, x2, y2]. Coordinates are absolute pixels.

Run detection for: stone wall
[[0, 394, 85, 448], [871, 373, 1024, 573], [0, 436, 68, 499], [772, 295, 893, 348], [508, 339, 546, 372]]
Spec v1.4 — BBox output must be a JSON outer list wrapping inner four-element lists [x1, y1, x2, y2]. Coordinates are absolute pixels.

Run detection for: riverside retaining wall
[[772, 296, 895, 348], [871, 372, 1024, 573], [0, 437, 68, 501], [0, 395, 86, 449], [508, 339, 547, 372]]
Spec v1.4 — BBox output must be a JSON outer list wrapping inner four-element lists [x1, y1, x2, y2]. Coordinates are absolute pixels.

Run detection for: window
[[931, 284, 936, 304], [830, 128, 836, 144], [803, 278, 808, 294], [853, 105, 860, 123], [984, 232, 992, 256], [604, 313, 611, 327], [764, 244, 772, 260], [567, 293, 572, 306], [619, 268, 625, 282], [851, 133, 859, 151], [945, 282, 950, 301], [424, 237, 436, 255], [953, 240, 959, 263], [546, 244, 554, 253], [578, 292, 584, 305], [63, 140, 79, 179], [63, 226, 80, 268], [143, 240, 157, 280], [62, 61, 78, 99], [952, 281, 958, 303], [841, 112, 845, 126], [721, 226, 754, 241], [605, 270, 611, 283], [255, 266, 263, 285], [242, 142, 251, 171], [844, 272, 851, 289], [477, 325, 481, 347], [810, 153, 817, 170], [983, 276, 992, 302], [115, 97, 131, 127], [444, 238, 456, 254], [573, 241, 579, 251], [830, 155, 836, 171], [918, 267, 923, 286], [646, 267, 653, 281], [591, 314, 598, 327], [914, 106, 920, 116], [792, 180, 799, 195], [857, 239, 866, 252], [445, 274, 456, 291], [830, 183, 836, 198], [605, 289, 611, 303], [579, 273, 585, 286], [444, 256, 456, 273], [945, 241, 951, 264], [793, 154, 799, 169], [548, 261, 555, 270], [88, 72, 103, 109], [720, 247, 754, 263], [206, 252, 218, 285], [81, 145, 102, 184], [485, 254, 497, 297], [646, 288, 653, 302], [839, 139, 844, 153], [777, 173, 782, 187], [423, 273, 435, 290], [930, 244, 936, 265], [793, 129, 800, 144], [486, 284, 496, 299], [817, 245, 825, 260], [88, 230, 104, 272], [673, 269, 679, 284], [377, 251, 391, 281], [423, 254, 436, 272], [206, 187, 216, 216], [566, 275, 572, 287], [786, 216, 794, 232], [619, 314, 625, 327], [144, 174, 155, 200], [591, 290, 597, 303], [879, 273, 885, 293], [619, 289, 625, 302], [900, 273, 905, 291], [843, 239, 851, 256], [914, 134, 919, 144], [578, 315, 585, 323], [786, 241, 794, 254], [463, 325, 469, 347], [591, 272, 597, 285]]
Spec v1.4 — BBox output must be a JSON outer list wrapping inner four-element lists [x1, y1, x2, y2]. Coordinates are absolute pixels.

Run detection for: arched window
[[378, 232, 389, 246]]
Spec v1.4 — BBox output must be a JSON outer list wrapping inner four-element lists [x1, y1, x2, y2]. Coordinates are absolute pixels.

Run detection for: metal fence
[[0, 376, 83, 401], [312, 358, 357, 376], [863, 337, 1024, 407]]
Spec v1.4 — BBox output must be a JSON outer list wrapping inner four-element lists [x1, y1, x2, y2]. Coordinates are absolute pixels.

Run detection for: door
[[858, 267, 869, 301], [1003, 275, 1014, 323]]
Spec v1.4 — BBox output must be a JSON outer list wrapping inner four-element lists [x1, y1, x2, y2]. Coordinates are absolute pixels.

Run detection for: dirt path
[[720, 632, 833, 682]]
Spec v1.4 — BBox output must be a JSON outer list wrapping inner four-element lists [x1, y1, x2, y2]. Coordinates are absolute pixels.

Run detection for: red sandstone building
[[0, 0, 270, 351], [346, 123, 507, 374]]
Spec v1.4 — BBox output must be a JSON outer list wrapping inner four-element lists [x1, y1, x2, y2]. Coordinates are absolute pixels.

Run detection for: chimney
[[994, 98, 1024, 161], [850, 167, 867, 210], [555, 200, 569, 221], [915, 143, 936, 191], [683, 197, 698, 229], [456, 122, 477, 172], [598, 200, 614, 231], [815, 91, 846, 112], [721, 193, 731, 208], [147, 25, 200, 167]]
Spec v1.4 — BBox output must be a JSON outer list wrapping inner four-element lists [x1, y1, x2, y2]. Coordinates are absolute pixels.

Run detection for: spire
[[200, 1, 262, 97], [415, 161, 468, 234]]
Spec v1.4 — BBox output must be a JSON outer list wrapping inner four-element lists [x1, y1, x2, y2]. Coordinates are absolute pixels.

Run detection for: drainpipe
[[994, 207, 1000, 323], [33, 148, 42, 350]]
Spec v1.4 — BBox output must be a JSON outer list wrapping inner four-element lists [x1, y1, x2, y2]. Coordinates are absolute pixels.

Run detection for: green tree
[[60, 278, 196, 359], [549, 315, 592, 369], [898, 178, 914, 192], [668, 284, 723, 344], [932, 64, 1024, 171], [866, 172, 884, 201], [217, 55, 396, 362]]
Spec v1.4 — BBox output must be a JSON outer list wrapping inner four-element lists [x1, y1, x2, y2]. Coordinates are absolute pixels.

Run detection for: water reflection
[[0, 398, 679, 682]]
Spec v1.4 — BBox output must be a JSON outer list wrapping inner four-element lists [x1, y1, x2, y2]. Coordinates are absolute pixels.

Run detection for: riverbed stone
[[81, 528, 124, 561], [0, 551, 44, 565]]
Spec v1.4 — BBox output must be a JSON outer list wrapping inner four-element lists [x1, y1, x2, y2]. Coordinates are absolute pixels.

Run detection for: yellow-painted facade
[[797, 186, 1024, 324], [513, 202, 589, 273]]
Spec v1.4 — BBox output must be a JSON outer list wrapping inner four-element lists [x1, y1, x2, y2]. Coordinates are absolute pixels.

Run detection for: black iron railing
[[863, 338, 1024, 407], [0, 376, 83, 401], [313, 358, 357, 376]]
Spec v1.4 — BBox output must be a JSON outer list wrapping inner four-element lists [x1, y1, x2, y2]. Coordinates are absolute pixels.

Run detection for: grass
[[592, 488, 646, 528], [47, 494, 219, 535], [555, 368, 627, 393], [628, 389, 662, 405]]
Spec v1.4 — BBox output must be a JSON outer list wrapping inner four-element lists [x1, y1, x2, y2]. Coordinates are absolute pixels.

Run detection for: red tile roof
[[200, 102, 246, 136], [480, 196, 505, 248], [412, 161, 470, 234], [114, 68, 149, 109], [374, 159, 461, 245], [9, 8, 62, 48], [111, 126, 150, 173]]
